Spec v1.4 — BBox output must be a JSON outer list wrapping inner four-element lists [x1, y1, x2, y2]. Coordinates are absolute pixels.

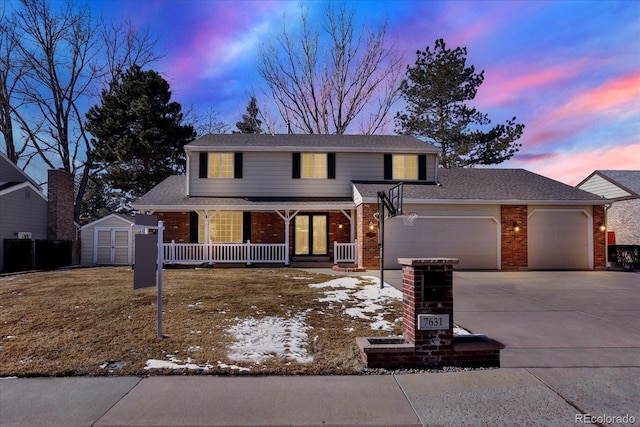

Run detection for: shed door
[[528, 210, 590, 270], [384, 217, 499, 269], [95, 227, 131, 265]]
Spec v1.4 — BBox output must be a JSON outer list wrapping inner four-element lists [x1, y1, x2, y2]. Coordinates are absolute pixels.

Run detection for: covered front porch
[[137, 198, 360, 267]]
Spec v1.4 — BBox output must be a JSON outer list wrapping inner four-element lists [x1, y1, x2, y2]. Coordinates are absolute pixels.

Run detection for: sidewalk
[[2, 367, 638, 426]]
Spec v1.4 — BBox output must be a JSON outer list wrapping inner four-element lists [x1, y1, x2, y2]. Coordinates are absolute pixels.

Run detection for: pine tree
[[86, 65, 195, 207], [396, 39, 524, 167], [234, 96, 263, 134]]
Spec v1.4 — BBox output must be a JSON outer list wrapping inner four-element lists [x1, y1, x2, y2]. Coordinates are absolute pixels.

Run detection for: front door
[[294, 213, 328, 256]]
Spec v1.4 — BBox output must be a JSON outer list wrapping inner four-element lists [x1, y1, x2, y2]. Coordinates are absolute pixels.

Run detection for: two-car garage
[[382, 205, 594, 270]]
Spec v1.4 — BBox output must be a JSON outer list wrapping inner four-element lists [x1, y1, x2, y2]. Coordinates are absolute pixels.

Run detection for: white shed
[[80, 214, 135, 266]]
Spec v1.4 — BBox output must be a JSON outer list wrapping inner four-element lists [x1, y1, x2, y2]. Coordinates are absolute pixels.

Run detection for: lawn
[[0, 267, 403, 376]]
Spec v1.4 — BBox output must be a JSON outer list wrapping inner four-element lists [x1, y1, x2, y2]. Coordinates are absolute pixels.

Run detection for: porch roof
[[353, 168, 610, 205], [131, 176, 355, 212]]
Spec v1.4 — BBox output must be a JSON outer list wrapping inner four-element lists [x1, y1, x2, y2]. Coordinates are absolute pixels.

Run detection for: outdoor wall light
[[369, 221, 375, 230], [597, 222, 606, 232], [513, 222, 520, 232], [338, 223, 343, 229]]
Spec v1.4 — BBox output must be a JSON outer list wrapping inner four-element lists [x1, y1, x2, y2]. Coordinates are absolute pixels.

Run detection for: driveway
[[451, 271, 640, 368]]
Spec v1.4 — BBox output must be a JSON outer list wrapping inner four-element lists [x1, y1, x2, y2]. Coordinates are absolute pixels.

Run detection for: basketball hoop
[[400, 211, 419, 226]]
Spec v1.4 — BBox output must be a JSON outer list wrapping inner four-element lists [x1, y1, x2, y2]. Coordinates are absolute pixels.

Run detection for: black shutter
[[199, 153, 208, 178], [418, 154, 427, 181], [234, 152, 243, 178], [189, 212, 199, 243], [242, 212, 251, 242], [383, 154, 392, 180], [328, 153, 336, 179], [292, 153, 301, 179]]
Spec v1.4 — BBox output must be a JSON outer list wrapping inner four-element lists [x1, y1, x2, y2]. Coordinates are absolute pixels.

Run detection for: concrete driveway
[[451, 270, 640, 368]]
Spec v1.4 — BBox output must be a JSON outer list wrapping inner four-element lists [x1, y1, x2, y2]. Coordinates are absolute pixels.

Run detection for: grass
[[0, 267, 402, 377]]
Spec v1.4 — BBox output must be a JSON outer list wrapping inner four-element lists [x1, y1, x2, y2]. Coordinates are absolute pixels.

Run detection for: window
[[301, 153, 327, 179], [208, 153, 234, 178], [199, 211, 243, 243], [392, 154, 418, 180]]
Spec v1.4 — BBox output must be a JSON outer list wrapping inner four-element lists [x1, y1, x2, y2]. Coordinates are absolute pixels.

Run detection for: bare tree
[[188, 106, 232, 136], [99, 18, 163, 89], [258, 2, 402, 134], [0, 6, 28, 164]]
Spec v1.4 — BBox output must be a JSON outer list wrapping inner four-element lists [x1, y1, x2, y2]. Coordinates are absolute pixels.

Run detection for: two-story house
[[132, 134, 608, 270]]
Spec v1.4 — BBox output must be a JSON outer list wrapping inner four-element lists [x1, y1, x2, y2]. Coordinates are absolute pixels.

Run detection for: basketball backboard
[[387, 183, 403, 217]]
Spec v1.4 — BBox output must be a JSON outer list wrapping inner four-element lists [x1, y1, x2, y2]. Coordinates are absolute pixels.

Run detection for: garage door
[[384, 217, 499, 269], [528, 210, 590, 270]]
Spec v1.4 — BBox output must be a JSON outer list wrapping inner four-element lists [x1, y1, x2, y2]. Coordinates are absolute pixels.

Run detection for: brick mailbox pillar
[[357, 257, 504, 369], [400, 258, 458, 364]]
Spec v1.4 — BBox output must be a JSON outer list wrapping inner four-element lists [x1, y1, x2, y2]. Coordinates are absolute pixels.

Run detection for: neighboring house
[[132, 134, 608, 270], [0, 153, 48, 272], [577, 170, 640, 245], [80, 214, 136, 266]]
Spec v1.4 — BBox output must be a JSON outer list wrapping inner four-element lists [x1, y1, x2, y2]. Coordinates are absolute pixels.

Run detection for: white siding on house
[[578, 175, 631, 199], [0, 187, 48, 272], [188, 151, 438, 198]]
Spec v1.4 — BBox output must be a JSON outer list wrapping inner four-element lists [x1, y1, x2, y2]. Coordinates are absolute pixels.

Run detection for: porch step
[[289, 261, 335, 268]]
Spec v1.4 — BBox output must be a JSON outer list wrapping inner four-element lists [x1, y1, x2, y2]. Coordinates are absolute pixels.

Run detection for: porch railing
[[164, 240, 287, 265], [334, 240, 357, 264]]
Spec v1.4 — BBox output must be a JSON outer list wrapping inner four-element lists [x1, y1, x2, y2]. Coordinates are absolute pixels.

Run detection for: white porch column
[[276, 209, 299, 265]]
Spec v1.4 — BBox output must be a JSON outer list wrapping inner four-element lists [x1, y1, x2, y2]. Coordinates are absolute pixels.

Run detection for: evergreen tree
[[86, 65, 195, 207], [396, 39, 524, 167], [234, 96, 263, 134]]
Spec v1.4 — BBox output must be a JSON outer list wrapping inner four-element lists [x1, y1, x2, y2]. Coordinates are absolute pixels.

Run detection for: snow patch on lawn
[[311, 276, 402, 331], [226, 315, 313, 364]]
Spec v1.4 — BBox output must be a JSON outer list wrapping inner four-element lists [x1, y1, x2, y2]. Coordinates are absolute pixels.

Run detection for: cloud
[[478, 62, 585, 108], [506, 143, 640, 186], [552, 71, 640, 122]]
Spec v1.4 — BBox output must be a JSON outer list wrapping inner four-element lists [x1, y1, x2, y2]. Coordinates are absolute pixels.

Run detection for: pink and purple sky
[[90, 1, 640, 185]]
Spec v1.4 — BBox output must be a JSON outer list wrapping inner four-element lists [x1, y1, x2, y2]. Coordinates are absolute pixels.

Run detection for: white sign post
[[133, 214, 165, 339]]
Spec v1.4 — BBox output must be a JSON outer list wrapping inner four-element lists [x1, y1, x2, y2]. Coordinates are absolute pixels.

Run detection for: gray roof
[[594, 170, 640, 196], [134, 168, 608, 211], [132, 176, 355, 210], [354, 169, 608, 204], [185, 134, 440, 153]]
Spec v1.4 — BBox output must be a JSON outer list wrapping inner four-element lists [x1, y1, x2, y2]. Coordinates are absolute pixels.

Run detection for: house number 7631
[[417, 314, 449, 330]]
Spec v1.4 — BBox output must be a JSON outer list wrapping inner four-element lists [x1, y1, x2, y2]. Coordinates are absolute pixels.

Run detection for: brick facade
[[593, 205, 606, 269], [156, 212, 191, 243], [47, 169, 75, 241], [357, 203, 379, 268], [500, 205, 528, 269]]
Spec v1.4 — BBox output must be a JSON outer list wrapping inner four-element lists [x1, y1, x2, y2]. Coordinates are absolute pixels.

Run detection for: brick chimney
[[47, 169, 75, 241]]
